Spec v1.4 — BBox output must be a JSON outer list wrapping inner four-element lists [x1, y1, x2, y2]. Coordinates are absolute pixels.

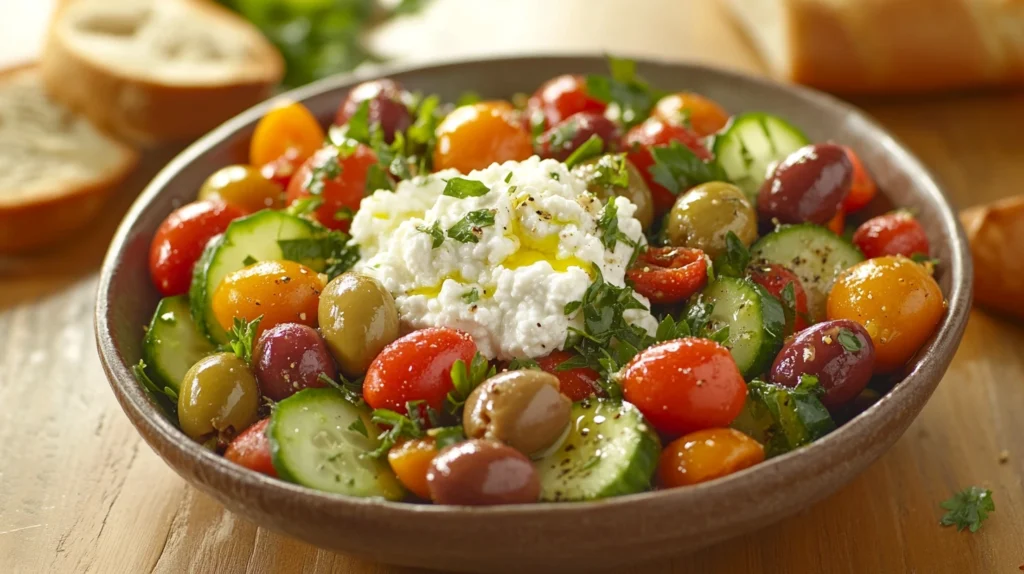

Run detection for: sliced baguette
[[0, 64, 138, 254], [41, 0, 283, 145], [961, 196, 1024, 321]]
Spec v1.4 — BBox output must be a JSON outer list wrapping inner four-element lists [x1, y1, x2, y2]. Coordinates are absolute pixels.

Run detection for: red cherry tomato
[[626, 247, 708, 304], [535, 350, 603, 401], [840, 147, 877, 213], [527, 74, 607, 128], [149, 200, 246, 296], [749, 263, 810, 334], [260, 148, 303, 189], [623, 118, 712, 214], [621, 338, 747, 436], [537, 112, 620, 161], [363, 327, 478, 414], [286, 144, 378, 231], [224, 418, 277, 477], [852, 212, 930, 259]]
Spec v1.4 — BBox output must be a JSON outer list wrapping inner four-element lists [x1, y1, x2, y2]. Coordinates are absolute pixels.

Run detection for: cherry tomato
[[653, 92, 730, 137], [527, 74, 607, 128], [433, 102, 533, 173], [535, 350, 602, 401], [624, 118, 712, 214], [250, 101, 325, 168], [826, 209, 845, 235], [537, 112, 620, 161], [260, 147, 303, 190], [387, 437, 438, 500], [211, 260, 324, 339], [827, 256, 945, 373], [621, 338, 747, 436], [335, 79, 411, 142], [198, 165, 284, 213], [224, 418, 277, 478], [840, 147, 877, 213], [149, 200, 246, 296], [748, 263, 810, 334], [852, 211, 930, 259], [363, 327, 477, 414], [626, 247, 708, 304], [658, 428, 764, 488], [286, 144, 378, 231]]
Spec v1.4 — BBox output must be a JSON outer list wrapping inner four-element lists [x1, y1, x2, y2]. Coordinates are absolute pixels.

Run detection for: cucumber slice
[[749, 223, 865, 320], [535, 399, 660, 501], [713, 113, 810, 203], [189, 210, 320, 343], [730, 379, 835, 458], [269, 388, 404, 499], [700, 277, 785, 378], [142, 295, 214, 394]]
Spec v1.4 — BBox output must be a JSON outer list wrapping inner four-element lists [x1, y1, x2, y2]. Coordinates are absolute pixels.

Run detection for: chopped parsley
[[507, 357, 541, 370], [334, 206, 355, 222], [648, 140, 726, 195], [443, 177, 490, 198], [585, 56, 664, 129], [447, 209, 496, 243], [227, 315, 262, 364], [132, 360, 178, 405], [365, 163, 394, 194], [417, 220, 444, 248], [278, 230, 359, 279], [340, 100, 372, 144], [461, 288, 480, 303], [445, 352, 496, 414], [940, 487, 995, 532], [564, 135, 605, 169], [456, 91, 481, 107], [242, 255, 258, 266], [780, 281, 798, 333], [714, 231, 751, 278], [504, 172, 513, 184], [347, 418, 369, 438], [596, 200, 637, 252], [836, 328, 863, 352], [317, 372, 365, 407], [303, 151, 342, 195], [591, 153, 630, 190], [285, 196, 324, 217], [547, 117, 580, 152], [429, 425, 467, 450], [368, 406, 424, 458], [550, 172, 561, 181]]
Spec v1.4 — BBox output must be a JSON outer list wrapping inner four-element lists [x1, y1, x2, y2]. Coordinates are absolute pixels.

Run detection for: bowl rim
[[95, 53, 973, 517]]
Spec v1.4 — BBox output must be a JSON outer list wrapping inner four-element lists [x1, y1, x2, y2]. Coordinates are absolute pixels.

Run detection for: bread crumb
[[998, 450, 1010, 464]]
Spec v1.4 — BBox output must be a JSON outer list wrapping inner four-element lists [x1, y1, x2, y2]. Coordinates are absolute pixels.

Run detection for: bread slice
[[0, 64, 138, 254], [41, 0, 283, 145], [961, 196, 1024, 321], [722, 0, 1024, 93]]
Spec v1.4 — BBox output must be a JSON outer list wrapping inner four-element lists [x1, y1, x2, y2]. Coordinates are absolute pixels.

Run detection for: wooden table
[[3, 1, 1023, 572]]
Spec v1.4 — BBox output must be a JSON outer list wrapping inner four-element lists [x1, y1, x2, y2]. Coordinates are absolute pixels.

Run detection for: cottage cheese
[[350, 157, 657, 359]]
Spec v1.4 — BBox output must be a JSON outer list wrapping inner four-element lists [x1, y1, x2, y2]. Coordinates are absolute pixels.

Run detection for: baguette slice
[[722, 0, 1024, 93], [0, 65, 138, 254], [41, 0, 283, 145], [961, 196, 1024, 321]]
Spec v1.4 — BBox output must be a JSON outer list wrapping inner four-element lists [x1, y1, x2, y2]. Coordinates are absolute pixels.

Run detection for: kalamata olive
[[197, 165, 284, 213], [770, 319, 875, 409], [463, 370, 572, 456], [757, 143, 853, 225], [178, 353, 261, 442], [335, 79, 411, 142], [252, 323, 335, 401], [537, 112, 620, 161], [572, 155, 655, 230], [666, 181, 757, 258], [426, 440, 541, 505], [318, 272, 400, 377]]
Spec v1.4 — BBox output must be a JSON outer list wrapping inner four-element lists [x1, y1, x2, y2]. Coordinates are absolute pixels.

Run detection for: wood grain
[[2, 1, 1023, 572]]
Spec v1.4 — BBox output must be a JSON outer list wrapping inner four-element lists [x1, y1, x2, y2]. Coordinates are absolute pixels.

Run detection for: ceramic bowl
[[95, 56, 972, 574]]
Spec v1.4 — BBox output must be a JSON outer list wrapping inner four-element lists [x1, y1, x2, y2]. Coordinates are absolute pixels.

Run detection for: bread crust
[[40, 0, 283, 145], [0, 64, 138, 254], [961, 196, 1024, 321]]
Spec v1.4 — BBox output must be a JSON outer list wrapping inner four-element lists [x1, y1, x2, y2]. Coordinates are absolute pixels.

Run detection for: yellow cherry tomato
[[250, 101, 325, 168], [387, 437, 438, 500], [658, 428, 764, 488], [827, 256, 944, 373], [212, 260, 324, 338], [433, 101, 533, 173], [198, 165, 284, 213], [653, 92, 730, 137]]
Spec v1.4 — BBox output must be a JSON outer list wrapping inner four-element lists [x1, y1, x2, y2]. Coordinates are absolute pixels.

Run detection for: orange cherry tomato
[[250, 101, 325, 168], [198, 165, 284, 213], [748, 263, 810, 335], [840, 147, 877, 213], [286, 143, 378, 231], [211, 260, 324, 339], [653, 92, 730, 137], [387, 437, 438, 500], [623, 118, 713, 214], [433, 102, 533, 173], [527, 74, 607, 128], [149, 200, 246, 297], [363, 327, 478, 414], [621, 338, 747, 436], [826, 209, 845, 235], [658, 428, 764, 488], [626, 246, 708, 304], [536, 350, 603, 401], [826, 256, 944, 373], [225, 418, 277, 478], [852, 211, 930, 259]]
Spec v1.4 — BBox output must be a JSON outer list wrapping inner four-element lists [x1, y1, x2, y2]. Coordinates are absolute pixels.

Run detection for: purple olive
[[426, 440, 540, 506], [770, 319, 875, 409], [538, 112, 620, 161], [334, 79, 411, 142], [252, 323, 335, 401], [757, 143, 853, 226]]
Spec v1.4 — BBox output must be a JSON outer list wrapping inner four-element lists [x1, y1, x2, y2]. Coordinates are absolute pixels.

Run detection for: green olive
[[198, 165, 284, 213], [573, 155, 654, 230], [318, 272, 400, 377], [463, 369, 571, 456], [665, 181, 757, 258], [177, 353, 261, 442]]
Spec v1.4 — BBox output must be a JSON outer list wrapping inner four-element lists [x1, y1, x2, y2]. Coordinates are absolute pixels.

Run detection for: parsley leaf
[[443, 177, 490, 198], [365, 163, 394, 194], [596, 200, 637, 252], [648, 141, 726, 195], [528, 108, 546, 141], [564, 135, 605, 169], [507, 357, 541, 370], [132, 360, 178, 405], [548, 117, 580, 151], [780, 281, 798, 333], [714, 232, 751, 278], [341, 100, 371, 144], [417, 220, 444, 248], [242, 255, 258, 266], [303, 150, 342, 195], [278, 230, 359, 279], [940, 487, 995, 532], [585, 56, 663, 128], [445, 352, 496, 414], [227, 316, 262, 364], [407, 94, 441, 148], [836, 328, 863, 352], [654, 314, 691, 342], [591, 153, 630, 190], [456, 91, 481, 107], [797, 373, 822, 394], [447, 209, 496, 243], [461, 288, 480, 303], [347, 418, 369, 438], [317, 372, 365, 407], [334, 207, 355, 222], [368, 407, 424, 458], [429, 426, 467, 450], [286, 196, 324, 217], [707, 325, 731, 344], [504, 172, 513, 184]]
